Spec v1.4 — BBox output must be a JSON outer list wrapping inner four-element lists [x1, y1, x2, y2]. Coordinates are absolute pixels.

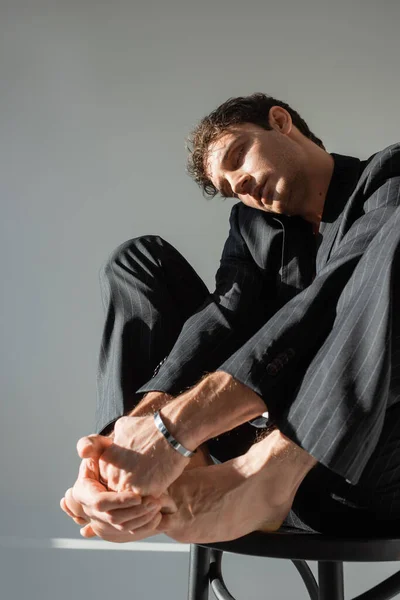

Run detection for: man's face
[[206, 116, 309, 216]]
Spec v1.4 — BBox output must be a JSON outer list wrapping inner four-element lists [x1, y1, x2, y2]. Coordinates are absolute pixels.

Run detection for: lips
[[260, 178, 269, 204], [253, 179, 265, 201]]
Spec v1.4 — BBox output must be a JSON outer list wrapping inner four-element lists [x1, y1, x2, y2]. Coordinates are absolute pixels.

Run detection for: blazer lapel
[[272, 214, 316, 308], [316, 154, 363, 272]]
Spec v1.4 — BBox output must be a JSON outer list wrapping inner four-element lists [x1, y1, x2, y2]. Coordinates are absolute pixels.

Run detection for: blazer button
[[266, 362, 280, 376], [152, 356, 168, 377], [277, 349, 294, 365]]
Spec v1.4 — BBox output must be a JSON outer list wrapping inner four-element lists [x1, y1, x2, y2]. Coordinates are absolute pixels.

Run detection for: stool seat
[[188, 525, 400, 600], [198, 524, 400, 562]]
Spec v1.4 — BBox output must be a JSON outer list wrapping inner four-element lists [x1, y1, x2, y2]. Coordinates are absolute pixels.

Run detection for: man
[[61, 93, 400, 543]]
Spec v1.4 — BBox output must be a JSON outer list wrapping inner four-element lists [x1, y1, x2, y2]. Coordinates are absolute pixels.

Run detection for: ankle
[[236, 429, 318, 507]]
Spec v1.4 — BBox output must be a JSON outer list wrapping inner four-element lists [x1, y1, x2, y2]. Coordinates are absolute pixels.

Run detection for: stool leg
[[318, 562, 344, 600], [187, 544, 211, 600], [292, 560, 319, 600]]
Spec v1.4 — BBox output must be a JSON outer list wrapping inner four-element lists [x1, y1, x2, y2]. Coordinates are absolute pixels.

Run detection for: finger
[[129, 511, 163, 535], [80, 524, 96, 538], [89, 494, 155, 529], [60, 497, 75, 519], [73, 515, 90, 526], [72, 469, 107, 521], [60, 496, 88, 525], [73, 479, 143, 523], [92, 490, 143, 513], [106, 500, 160, 526], [77, 435, 113, 460], [65, 487, 88, 520], [78, 458, 103, 485], [115, 507, 160, 532]]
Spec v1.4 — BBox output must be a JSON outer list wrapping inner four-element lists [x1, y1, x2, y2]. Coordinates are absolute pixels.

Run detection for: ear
[[269, 105, 292, 135]]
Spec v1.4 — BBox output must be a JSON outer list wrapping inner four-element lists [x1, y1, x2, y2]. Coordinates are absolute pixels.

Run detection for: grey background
[[1, 0, 400, 598]]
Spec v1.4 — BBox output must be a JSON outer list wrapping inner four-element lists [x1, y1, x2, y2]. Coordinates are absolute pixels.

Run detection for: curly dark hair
[[186, 93, 325, 198]]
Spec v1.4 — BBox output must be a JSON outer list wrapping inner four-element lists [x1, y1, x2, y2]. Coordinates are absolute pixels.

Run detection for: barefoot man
[[61, 93, 400, 542]]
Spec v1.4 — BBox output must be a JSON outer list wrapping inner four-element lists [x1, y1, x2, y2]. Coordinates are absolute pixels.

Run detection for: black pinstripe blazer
[[137, 142, 400, 483]]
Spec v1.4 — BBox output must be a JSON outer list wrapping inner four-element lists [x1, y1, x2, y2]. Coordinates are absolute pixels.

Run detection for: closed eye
[[234, 145, 245, 168], [218, 143, 246, 199]]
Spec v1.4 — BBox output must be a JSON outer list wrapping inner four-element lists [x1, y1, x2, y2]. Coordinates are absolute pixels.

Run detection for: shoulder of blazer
[[232, 200, 314, 240], [233, 201, 286, 248], [232, 201, 285, 242], [230, 201, 315, 288], [228, 202, 284, 273], [358, 142, 400, 198], [233, 201, 302, 238], [327, 144, 400, 256]]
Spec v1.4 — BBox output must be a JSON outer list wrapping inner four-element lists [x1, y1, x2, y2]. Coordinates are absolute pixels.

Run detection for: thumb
[[77, 434, 113, 459]]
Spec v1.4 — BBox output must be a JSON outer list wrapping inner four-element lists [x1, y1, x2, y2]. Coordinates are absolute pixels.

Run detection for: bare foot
[[158, 430, 317, 543], [158, 461, 285, 543]]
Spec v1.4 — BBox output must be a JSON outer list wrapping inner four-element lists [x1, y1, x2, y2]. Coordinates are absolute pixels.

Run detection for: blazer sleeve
[[135, 202, 282, 397], [217, 147, 400, 482]]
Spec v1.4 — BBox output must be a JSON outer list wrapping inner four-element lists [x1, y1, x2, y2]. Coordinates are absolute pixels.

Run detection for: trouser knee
[[99, 235, 170, 281]]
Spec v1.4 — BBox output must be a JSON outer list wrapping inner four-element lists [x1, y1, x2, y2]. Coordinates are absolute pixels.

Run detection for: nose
[[230, 173, 252, 197]]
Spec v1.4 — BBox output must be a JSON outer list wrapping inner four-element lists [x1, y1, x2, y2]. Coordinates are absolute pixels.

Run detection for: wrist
[[128, 391, 174, 417], [154, 410, 197, 457], [160, 372, 267, 449], [155, 405, 198, 454]]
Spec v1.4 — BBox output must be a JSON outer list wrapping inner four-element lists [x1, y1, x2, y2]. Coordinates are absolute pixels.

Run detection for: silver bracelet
[[153, 410, 197, 458]]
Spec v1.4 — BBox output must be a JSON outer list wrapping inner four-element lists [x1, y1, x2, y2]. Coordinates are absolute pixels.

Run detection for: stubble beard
[[268, 177, 294, 217], [278, 169, 305, 217]]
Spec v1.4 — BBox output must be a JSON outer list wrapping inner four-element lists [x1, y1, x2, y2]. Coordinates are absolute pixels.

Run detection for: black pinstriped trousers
[[96, 235, 400, 535]]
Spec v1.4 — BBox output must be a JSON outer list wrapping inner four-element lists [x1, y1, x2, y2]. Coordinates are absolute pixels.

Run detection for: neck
[[300, 148, 335, 230]]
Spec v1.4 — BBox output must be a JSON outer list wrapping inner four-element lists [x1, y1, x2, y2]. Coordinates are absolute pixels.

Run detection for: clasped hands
[[60, 408, 193, 543], [60, 376, 287, 543]]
